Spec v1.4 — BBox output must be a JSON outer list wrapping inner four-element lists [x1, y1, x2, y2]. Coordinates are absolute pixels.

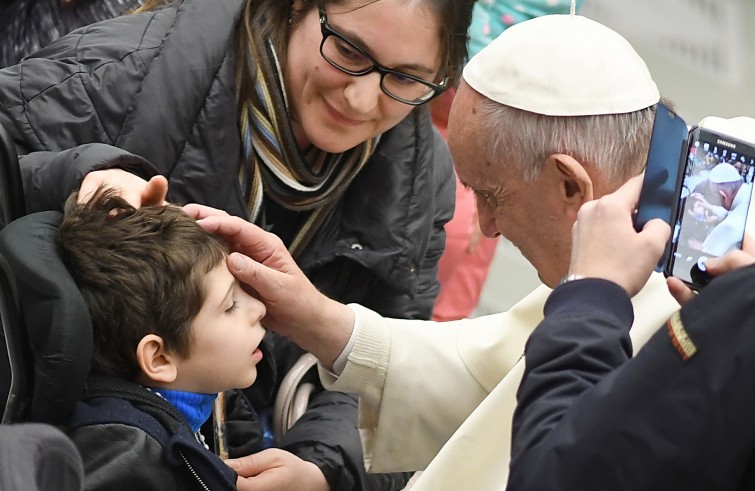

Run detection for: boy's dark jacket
[[0, 1, 449, 487], [67, 376, 238, 491]]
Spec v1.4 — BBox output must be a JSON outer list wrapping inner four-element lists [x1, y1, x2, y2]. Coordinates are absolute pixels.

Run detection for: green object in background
[[468, 0, 585, 58]]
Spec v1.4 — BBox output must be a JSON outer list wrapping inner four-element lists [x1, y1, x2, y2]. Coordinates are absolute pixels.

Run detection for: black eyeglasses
[[318, 4, 447, 106]]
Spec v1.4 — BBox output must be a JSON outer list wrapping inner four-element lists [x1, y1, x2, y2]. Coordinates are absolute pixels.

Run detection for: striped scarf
[[238, 40, 377, 258]]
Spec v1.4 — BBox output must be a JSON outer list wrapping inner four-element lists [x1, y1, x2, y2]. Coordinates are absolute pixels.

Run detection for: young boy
[[56, 188, 266, 491]]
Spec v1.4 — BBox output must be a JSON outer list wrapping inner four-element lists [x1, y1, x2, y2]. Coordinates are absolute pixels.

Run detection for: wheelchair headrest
[[0, 211, 92, 425]]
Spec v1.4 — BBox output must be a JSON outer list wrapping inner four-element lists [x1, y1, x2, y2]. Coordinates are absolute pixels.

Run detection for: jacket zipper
[[179, 450, 211, 491]]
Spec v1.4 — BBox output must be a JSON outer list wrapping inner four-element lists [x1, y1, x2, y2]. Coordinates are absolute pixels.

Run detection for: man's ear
[[717, 188, 727, 203], [545, 153, 594, 220], [136, 334, 178, 385]]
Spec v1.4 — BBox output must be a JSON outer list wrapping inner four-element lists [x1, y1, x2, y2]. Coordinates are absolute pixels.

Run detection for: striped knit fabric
[[238, 41, 377, 257]]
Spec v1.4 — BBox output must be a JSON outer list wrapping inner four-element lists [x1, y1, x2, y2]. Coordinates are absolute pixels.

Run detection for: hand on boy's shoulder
[[228, 448, 329, 491]]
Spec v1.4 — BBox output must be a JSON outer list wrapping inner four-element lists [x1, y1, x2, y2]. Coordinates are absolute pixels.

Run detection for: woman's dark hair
[[235, 0, 476, 111], [57, 189, 228, 380]]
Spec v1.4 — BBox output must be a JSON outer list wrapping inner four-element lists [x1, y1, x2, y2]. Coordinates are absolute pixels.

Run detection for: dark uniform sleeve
[[509, 267, 755, 491], [511, 279, 634, 458]]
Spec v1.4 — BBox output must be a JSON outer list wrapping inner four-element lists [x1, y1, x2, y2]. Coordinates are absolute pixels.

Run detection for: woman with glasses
[[0, 0, 475, 490]]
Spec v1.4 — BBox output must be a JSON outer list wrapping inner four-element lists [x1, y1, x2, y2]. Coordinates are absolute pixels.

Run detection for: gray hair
[[475, 97, 672, 185]]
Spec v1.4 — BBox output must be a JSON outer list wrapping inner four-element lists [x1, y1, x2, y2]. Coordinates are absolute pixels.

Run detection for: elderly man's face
[[447, 83, 574, 286], [709, 181, 740, 210]]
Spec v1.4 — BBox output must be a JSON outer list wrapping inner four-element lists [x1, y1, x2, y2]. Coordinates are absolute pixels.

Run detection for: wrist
[[558, 273, 586, 286], [299, 296, 354, 369]]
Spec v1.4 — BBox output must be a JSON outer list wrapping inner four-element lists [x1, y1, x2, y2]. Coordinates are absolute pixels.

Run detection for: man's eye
[[474, 190, 498, 208]]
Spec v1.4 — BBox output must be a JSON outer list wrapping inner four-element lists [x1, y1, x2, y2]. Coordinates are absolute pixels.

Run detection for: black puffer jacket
[[68, 376, 238, 491], [0, 0, 142, 68], [0, 0, 453, 489]]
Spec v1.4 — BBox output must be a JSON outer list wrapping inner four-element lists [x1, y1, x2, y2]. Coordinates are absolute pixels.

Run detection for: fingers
[[666, 276, 696, 305], [182, 203, 230, 220], [77, 173, 105, 204], [610, 173, 645, 211], [77, 169, 152, 207], [226, 452, 268, 478], [198, 215, 285, 265], [227, 252, 275, 294], [228, 450, 329, 491], [568, 175, 670, 296], [741, 232, 755, 256], [141, 175, 169, 206], [639, 217, 671, 254], [705, 250, 755, 276], [228, 453, 270, 491]]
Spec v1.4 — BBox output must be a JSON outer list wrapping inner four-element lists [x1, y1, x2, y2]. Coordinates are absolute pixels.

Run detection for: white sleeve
[[331, 306, 360, 375], [317, 290, 550, 473]]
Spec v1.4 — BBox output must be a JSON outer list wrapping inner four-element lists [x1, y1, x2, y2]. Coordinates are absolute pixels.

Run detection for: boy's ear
[[136, 334, 178, 384], [545, 154, 594, 220]]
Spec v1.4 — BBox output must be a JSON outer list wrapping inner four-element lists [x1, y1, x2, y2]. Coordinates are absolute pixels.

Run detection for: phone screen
[[666, 128, 755, 287], [634, 103, 689, 270]]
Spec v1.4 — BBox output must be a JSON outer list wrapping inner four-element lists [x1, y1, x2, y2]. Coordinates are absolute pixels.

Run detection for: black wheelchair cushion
[[0, 211, 92, 424]]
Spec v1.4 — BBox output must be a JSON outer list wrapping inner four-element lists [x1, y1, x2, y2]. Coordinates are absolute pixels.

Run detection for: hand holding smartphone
[[635, 105, 755, 290]]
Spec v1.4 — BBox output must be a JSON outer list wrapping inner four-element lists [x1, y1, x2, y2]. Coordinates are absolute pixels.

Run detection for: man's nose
[[476, 203, 500, 238], [343, 72, 382, 114]]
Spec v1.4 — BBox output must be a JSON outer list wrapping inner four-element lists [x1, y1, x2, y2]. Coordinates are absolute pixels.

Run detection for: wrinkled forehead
[[447, 83, 486, 165]]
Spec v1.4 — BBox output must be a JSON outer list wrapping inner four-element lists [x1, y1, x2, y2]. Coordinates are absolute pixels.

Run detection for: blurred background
[[474, 0, 755, 315]]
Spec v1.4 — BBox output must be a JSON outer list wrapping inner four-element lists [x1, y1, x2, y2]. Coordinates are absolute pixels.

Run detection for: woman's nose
[[343, 72, 382, 114]]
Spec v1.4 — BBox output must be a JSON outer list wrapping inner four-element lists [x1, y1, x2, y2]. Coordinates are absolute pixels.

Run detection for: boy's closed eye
[[226, 300, 239, 313]]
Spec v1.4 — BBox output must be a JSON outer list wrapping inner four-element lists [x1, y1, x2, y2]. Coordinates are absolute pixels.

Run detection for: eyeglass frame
[[317, 3, 448, 106]]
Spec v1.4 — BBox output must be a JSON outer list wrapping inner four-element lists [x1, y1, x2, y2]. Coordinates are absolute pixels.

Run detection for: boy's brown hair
[[57, 189, 228, 380]]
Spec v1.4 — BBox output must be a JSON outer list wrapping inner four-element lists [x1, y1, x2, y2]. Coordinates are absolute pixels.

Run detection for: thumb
[[141, 175, 169, 206], [225, 454, 263, 478], [225, 449, 282, 477], [228, 252, 271, 299], [229, 252, 255, 276]]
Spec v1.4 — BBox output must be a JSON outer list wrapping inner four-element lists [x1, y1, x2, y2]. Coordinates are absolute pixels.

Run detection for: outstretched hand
[[667, 234, 755, 304], [183, 204, 354, 368], [568, 174, 670, 297], [228, 448, 329, 491]]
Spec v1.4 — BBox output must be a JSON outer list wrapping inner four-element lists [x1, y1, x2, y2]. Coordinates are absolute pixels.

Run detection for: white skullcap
[[463, 14, 660, 116], [709, 163, 742, 184]]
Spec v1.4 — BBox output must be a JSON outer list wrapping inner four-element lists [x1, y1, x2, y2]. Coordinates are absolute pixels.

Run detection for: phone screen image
[[666, 128, 755, 287], [634, 103, 689, 270]]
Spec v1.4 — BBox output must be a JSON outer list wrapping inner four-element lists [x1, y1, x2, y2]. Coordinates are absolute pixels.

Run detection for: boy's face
[[172, 261, 267, 394]]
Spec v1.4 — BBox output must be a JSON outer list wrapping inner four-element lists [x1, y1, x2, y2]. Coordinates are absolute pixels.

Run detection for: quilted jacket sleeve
[[0, 16, 165, 212], [364, 126, 455, 320]]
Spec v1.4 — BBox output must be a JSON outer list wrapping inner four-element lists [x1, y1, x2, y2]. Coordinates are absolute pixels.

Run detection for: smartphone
[[634, 102, 689, 271], [665, 118, 755, 290]]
